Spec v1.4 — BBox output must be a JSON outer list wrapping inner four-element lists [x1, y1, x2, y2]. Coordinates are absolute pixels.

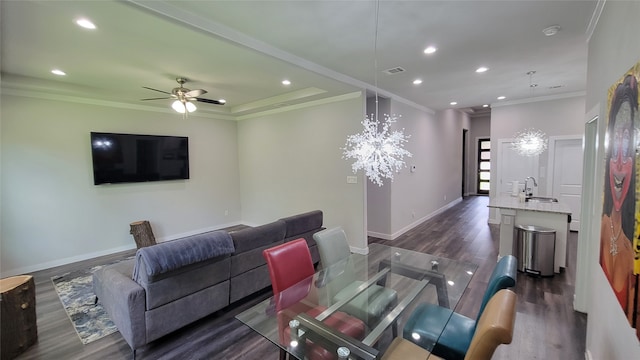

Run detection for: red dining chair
[[263, 238, 366, 360]]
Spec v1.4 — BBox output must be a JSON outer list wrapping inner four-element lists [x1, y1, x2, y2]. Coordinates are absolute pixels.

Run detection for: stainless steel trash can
[[513, 224, 555, 276]]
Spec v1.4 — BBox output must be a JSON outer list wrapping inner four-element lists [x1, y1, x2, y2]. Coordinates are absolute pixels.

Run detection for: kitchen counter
[[489, 195, 572, 273], [488, 196, 572, 215]]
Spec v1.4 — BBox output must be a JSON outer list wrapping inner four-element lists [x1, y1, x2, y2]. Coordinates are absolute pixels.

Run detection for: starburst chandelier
[[343, 114, 412, 186], [512, 128, 548, 156], [342, 0, 412, 186], [511, 71, 548, 157]]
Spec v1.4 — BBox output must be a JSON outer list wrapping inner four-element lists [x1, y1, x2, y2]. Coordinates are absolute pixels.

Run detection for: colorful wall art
[[600, 60, 640, 340]]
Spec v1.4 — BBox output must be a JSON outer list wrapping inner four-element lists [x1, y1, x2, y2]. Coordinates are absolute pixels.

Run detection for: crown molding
[[491, 91, 586, 108]]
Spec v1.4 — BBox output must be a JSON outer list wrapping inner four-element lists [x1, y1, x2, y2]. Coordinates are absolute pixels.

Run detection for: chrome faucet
[[524, 176, 538, 197]]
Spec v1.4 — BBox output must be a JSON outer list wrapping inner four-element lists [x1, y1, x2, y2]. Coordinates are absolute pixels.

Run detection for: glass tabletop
[[236, 243, 478, 359]]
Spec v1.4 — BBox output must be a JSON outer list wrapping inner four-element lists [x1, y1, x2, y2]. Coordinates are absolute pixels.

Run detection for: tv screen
[[90, 132, 189, 185]]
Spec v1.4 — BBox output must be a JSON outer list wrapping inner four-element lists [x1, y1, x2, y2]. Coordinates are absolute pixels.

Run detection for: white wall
[[237, 93, 367, 250], [488, 95, 586, 222], [584, 1, 640, 359], [365, 96, 392, 237], [367, 102, 470, 240], [1, 94, 242, 275]]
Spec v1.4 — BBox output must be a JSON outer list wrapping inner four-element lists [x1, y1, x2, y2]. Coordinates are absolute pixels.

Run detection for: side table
[[1, 275, 38, 359]]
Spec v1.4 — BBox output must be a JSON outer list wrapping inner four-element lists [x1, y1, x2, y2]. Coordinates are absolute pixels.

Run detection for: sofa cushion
[[145, 279, 230, 342], [135, 256, 231, 310], [132, 230, 234, 282], [280, 210, 323, 240], [280, 210, 324, 264], [229, 220, 286, 254], [230, 241, 284, 277], [229, 265, 273, 303]]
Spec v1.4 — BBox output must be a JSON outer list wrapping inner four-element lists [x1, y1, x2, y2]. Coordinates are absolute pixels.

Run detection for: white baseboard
[[4, 221, 246, 277], [368, 197, 463, 240], [4, 243, 136, 277]]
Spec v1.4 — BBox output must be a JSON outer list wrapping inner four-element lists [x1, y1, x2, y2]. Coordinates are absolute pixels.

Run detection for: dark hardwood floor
[[16, 196, 586, 359]]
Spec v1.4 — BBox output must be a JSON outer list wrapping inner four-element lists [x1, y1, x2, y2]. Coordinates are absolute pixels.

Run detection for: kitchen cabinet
[[489, 196, 572, 273]]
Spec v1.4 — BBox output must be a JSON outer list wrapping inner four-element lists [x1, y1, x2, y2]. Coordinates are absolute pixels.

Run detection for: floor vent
[[383, 67, 405, 75]]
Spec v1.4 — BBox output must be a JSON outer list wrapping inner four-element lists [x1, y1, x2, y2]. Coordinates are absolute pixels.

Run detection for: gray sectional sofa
[[93, 210, 324, 356]]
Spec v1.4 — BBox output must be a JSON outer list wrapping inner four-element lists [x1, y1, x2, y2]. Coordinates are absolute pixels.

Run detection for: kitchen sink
[[525, 196, 559, 203]]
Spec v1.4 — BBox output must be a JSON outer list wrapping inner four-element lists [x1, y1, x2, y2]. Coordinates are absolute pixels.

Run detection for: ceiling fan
[[142, 77, 225, 114]]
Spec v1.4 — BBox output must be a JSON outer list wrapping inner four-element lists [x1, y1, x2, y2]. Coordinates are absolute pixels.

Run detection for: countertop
[[488, 195, 572, 215]]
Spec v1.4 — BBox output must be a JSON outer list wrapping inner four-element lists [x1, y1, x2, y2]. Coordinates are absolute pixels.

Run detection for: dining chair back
[[313, 226, 351, 266], [262, 238, 366, 360], [402, 255, 517, 360], [382, 289, 516, 360], [464, 289, 516, 360], [313, 227, 358, 291], [263, 238, 315, 296], [475, 255, 517, 322], [313, 227, 398, 330]]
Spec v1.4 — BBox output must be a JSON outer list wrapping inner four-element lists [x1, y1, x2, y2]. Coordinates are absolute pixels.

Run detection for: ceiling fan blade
[[142, 86, 172, 95], [195, 97, 224, 105], [186, 89, 206, 97], [141, 97, 172, 101]]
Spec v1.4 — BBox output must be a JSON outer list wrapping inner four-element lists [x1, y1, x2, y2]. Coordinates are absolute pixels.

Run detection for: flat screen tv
[[90, 132, 189, 185]]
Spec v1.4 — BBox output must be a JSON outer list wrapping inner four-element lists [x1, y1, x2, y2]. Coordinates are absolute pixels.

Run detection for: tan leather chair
[[382, 289, 517, 360]]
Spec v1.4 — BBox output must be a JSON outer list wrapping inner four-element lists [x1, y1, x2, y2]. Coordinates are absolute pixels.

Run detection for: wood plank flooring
[[15, 196, 586, 359]]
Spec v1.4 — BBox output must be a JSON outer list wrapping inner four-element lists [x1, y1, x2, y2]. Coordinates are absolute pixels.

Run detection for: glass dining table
[[236, 243, 478, 360]]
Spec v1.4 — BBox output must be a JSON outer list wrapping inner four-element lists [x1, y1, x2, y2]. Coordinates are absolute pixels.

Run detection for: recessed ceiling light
[[475, 67, 489, 73], [75, 18, 96, 30], [218, 99, 227, 104], [450, 101, 458, 106], [413, 79, 423, 85], [423, 46, 437, 54], [51, 69, 66, 76], [482, 104, 489, 108], [497, 96, 506, 100], [282, 80, 291, 86]]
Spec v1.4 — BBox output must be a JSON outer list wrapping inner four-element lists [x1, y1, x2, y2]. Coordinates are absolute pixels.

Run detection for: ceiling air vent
[[383, 67, 406, 75]]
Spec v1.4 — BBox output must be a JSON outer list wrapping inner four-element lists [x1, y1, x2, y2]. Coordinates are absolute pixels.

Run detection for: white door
[[549, 137, 583, 231], [497, 139, 539, 196]]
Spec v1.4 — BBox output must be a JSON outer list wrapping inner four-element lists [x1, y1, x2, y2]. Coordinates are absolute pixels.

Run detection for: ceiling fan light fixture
[[171, 100, 197, 113], [143, 77, 224, 113], [172, 100, 186, 113]]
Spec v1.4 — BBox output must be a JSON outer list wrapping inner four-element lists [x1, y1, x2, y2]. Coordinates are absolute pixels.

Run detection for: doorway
[[477, 138, 491, 195], [462, 129, 468, 197]]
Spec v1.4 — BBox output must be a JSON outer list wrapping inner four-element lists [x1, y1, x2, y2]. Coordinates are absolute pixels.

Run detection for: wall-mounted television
[[90, 132, 189, 185]]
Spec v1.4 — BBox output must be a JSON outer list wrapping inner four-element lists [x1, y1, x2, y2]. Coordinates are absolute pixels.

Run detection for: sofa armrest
[[93, 261, 147, 350]]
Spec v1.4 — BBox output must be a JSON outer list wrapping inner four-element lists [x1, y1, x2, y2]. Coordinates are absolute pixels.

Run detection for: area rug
[[52, 257, 133, 345]]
